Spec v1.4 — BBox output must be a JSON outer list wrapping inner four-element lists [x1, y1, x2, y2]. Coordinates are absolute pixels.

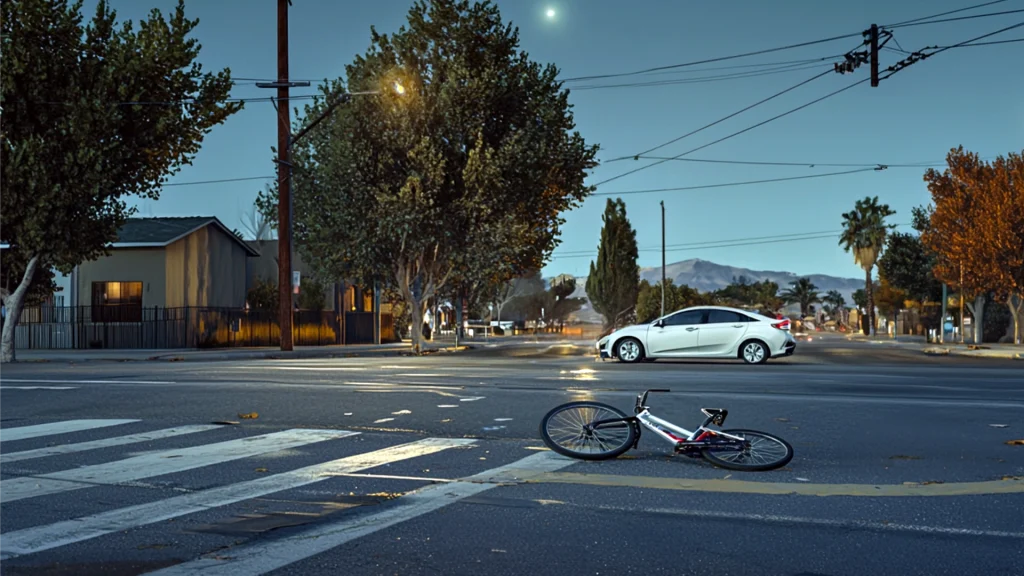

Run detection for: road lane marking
[[0, 424, 223, 464], [1, 385, 79, 390], [588, 505, 1024, 539], [0, 378, 175, 385], [145, 451, 575, 576], [254, 366, 368, 371], [512, 471, 1024, 497], [0, 438, 474, 560], [0, 419, 140, 442], [0, 428, 357, 504]]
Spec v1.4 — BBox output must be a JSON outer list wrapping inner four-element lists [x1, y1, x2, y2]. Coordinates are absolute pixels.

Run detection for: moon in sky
[[546, 8, 556, 19]]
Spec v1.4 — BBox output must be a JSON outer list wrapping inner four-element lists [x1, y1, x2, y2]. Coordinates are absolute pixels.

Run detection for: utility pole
[[275, 0, 293, 351], [660, 200, 665, 318], [869, 23, 879, 87]]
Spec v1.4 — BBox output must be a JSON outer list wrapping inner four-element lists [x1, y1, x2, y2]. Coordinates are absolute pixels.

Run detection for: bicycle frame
[[634, 409, 745, 446]]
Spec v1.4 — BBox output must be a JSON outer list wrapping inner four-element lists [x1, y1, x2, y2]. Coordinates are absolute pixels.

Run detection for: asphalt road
[[1, 337, 1022, 576]]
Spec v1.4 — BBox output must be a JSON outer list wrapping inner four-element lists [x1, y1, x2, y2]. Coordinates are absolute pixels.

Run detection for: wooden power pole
[[276, 0, 293, 351], [660, 200, 666, 318]]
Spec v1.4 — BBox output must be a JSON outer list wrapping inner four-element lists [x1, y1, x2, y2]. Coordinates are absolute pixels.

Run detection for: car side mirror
[[654, 320, 664, 328]]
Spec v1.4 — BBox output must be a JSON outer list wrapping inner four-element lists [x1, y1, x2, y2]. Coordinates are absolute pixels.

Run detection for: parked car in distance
[[597, 306, 795, 365]]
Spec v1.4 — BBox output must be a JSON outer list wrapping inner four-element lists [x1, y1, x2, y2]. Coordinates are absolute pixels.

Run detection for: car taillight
[[772, 319, 791, 330]]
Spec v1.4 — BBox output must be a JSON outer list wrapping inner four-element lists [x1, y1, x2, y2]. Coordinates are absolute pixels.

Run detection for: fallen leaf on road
[[392, 410, 412, 415], [795, 477, 810, 482], [437, 404, 458, 408], [238, 412, 259, 420], [255, 467, 268, 473], [775, 418, 790, 423], [723, 474, 732, 480], [344, 413, 353, 416], [525, 446, 550, 451], [990, 424, 1009, 428], [440, 419, 453, 423], [479, 457, 487, 460], [494, 418, 513, 422], [1007, 439, 1024, 446], [492, 549, 507, 553], [374, 418, 395, 424], [459, 397, 485, 402], [534, 499, 565, 506], [921, 480, 944, 485]]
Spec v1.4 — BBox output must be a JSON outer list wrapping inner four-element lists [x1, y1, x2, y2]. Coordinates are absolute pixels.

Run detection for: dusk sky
[[85, 0, 1023, 282]]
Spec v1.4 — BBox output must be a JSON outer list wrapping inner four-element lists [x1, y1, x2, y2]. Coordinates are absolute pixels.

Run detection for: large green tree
[[257, 0, 598, 353], [0, 0, 239, 362], [586, 198, 640, 330], [877, 232, 941, 305], [840, 196, 896, 335]]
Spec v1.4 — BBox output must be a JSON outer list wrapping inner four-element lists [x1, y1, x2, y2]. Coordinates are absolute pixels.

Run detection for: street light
[[393, 81, 406, 95]]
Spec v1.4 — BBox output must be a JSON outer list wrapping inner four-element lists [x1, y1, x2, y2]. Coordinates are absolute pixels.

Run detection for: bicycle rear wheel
[[540, 401, 636, 460], [700, 429, 793, 471]]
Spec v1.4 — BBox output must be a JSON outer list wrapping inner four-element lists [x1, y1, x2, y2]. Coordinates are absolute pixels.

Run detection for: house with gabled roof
[[72, 216, 260, 318]]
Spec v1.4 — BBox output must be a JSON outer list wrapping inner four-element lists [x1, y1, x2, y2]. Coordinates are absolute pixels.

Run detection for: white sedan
[[597, 306, 796, 365]]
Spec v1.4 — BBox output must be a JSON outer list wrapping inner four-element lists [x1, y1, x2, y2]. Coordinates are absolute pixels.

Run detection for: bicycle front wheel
[[700, 429, 794, 471], [539, 401, 636, 460]]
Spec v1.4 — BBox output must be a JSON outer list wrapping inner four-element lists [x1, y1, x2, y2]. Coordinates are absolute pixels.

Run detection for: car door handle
[[732, 324, 744, 328], [686, 327, 698, 331]]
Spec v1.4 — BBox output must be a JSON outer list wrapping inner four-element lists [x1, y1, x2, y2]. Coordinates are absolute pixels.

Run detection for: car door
[[646, 309, 706, 356], [698, 309, 751, 355]]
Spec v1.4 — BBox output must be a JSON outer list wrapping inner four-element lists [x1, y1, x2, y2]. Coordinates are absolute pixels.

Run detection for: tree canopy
[[877, 232, 941, 305], [920, 147, 1023, 344], [636, 279, 707, 323], [780, 277, 820, 318], [256, 0, 598, 353], [586, 198, 640, 329], [0, 0, 240, 361]]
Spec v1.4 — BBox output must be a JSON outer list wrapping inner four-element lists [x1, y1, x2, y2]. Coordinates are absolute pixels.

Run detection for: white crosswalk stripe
[[0, 418, 566, 573], [0, 428, 356, 503], [0, 424, 222, 464], [0, 419, 140, 442]]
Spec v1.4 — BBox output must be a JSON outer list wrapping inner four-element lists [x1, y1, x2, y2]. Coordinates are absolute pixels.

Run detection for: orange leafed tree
[[920, 147, 1024, 344]]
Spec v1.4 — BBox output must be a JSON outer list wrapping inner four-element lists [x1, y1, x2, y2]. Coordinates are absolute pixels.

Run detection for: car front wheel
[[616, 338, 644, 363]]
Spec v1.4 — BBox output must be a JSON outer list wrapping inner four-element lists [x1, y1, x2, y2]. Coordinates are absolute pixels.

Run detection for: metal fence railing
[[13, 305, 396, 350]]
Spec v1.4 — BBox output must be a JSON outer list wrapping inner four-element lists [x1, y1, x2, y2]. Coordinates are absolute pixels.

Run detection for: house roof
[[115, 217, 260, 256]]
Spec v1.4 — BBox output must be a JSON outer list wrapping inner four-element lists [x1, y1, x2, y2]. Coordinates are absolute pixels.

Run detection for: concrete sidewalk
[[9, 342, 448, 363], [845, 334, 1023, 360]]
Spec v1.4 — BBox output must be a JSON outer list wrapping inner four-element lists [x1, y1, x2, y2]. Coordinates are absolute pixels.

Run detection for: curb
[[922, 346, 1023, 360], [9, 345, 473, 364]]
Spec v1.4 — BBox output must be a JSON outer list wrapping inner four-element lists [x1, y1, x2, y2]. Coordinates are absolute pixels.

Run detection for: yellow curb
[[502, 471, 1024, 497]]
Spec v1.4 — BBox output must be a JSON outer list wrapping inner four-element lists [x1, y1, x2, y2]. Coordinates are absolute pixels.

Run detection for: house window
[[362, 289, 374, 313], [92, 281, 143, 322]]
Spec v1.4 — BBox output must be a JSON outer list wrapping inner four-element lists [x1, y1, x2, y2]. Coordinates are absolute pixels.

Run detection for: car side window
[[663, 309, 705, 326], [707, 310, 747, 324]]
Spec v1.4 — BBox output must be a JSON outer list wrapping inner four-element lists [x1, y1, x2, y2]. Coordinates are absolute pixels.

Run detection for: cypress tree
[[586, 198, 640, 329]]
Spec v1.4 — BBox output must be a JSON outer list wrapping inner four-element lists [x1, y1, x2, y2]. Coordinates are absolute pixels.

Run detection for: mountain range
[[565, 258, 863, 324]]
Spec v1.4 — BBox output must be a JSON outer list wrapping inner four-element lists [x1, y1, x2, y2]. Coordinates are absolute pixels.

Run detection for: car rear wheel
[[616, 338, 644, 363], [740, 340, 769, 364]]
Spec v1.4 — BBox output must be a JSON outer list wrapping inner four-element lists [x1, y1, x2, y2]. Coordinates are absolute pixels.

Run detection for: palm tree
[[840, 196, 896, 336], [780, 277, 820, 318], [824, 290, 847, 326]]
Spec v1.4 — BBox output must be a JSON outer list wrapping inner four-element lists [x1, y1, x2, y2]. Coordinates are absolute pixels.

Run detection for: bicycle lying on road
[[539, 389, 793, 471]]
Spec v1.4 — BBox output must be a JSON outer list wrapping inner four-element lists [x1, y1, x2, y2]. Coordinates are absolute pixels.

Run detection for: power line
[[623, 155, 955, 168], [592, 167, 880, 197], [940, 36, 1024, 47], [881, 20, 1024, 80], [594, 74, 872, 187], [549, 224, 912, 260], [569, 62, 835, 91], [559, 31, 865, 83], [605, 69, 833, 163], [884, 8, 1024, 29], [160, 176, 275, 187], [554, 229, 850, 256], [882, 0, 1010, 27]]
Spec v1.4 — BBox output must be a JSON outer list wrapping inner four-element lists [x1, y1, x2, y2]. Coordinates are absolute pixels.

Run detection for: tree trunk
[[966, 295, 986, 344], [863, 268, 874, 336], [1008, 294, 1023, 345], [1, 254, 41, 363], [455, 290, 464, 340]]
